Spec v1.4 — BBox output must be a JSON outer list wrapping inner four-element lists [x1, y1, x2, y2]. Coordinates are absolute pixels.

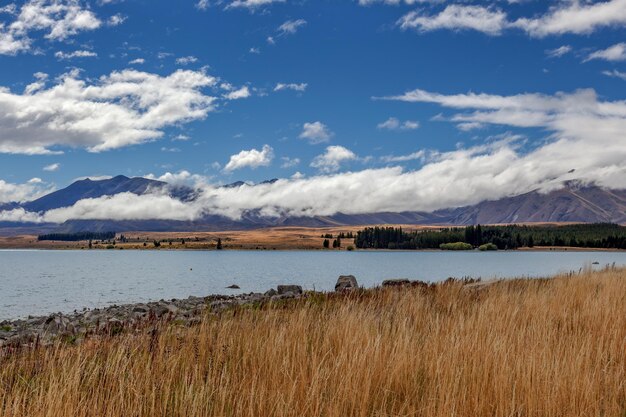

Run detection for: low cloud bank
[[2, 86, 626, 223]]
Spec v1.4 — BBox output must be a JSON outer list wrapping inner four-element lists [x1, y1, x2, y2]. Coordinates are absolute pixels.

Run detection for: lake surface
[[1, 249, 626, 319]]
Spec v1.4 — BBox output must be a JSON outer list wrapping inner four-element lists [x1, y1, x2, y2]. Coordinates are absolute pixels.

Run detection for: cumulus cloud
[[398, 0, 626, 37], [398, 5, 508, 35], [585, 43, 626, 62], [175, 55, 198, 65], [128, 57, 144, 64], [377, 117, 419, 130], [274, 82, 307, 92], [145, 170, 209, 187], [0, 178, 53, 203], [280, 157, 300, 168], [0, 68, 217, 154], [54, 49, 97, 60], [43, 162, 60, 171], [107, 13, 125, 26], [0, 0, 102, 55], [43, 192, 201, 223], [299, 121, 333, 144], [310, 145, 357, 173], [223, 86, 251, 100], [224, 144, 274, 172], [514, 0, 626, 37], [5, 87, 626, 223]]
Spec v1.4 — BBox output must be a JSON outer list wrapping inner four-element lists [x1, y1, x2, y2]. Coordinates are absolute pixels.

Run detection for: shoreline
[[0, 276, 451, 348]]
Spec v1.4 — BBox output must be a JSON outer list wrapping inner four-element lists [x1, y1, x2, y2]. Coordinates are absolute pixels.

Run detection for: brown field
[[1, 268, 625, 416], [0, 223, 607, 251], [0, 225, 439, 251]]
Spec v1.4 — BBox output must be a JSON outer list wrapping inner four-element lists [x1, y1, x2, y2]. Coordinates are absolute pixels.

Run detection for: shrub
[[439, 242, 473, 251], [479, 243, 498, 251], [346, 245, 355, 251]]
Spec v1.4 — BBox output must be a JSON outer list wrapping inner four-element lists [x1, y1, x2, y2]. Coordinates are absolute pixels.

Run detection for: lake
[[1, 249, 625, 319]]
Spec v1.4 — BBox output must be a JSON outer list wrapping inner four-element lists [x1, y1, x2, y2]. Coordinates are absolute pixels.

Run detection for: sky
[[1, 0, 626, 221]]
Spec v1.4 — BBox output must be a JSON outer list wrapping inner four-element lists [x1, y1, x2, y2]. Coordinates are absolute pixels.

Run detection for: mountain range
[[1, 175, 625, 234]]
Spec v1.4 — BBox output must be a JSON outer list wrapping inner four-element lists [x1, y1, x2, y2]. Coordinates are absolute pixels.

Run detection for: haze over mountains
[[0, 175, 625, 234]]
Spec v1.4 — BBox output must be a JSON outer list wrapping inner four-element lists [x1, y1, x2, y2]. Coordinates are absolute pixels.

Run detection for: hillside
[[0, 177, 624, 233]]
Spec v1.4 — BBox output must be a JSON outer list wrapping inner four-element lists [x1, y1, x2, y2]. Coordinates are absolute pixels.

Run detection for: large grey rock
[[44, 314, 75, 335], [335, 275, 358, 291], [277, 285, 303, 296], [382, 279, 411, 287]]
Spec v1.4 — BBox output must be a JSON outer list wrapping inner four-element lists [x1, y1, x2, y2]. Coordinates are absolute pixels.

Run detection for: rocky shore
[[0, 276, 362, 349], [0, 275, 479, 349]]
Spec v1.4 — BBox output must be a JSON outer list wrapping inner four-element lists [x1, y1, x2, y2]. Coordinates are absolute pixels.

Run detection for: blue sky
[[1, 0, 626, 220]]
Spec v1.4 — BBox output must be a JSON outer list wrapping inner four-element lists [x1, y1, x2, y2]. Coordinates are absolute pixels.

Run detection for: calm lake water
[[1, 249, 626, 319]]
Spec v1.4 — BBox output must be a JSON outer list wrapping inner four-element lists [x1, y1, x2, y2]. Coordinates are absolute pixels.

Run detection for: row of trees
[[354, 224, 626, 250], [322, 237, 342, 248], [38, 231, 116, 242]]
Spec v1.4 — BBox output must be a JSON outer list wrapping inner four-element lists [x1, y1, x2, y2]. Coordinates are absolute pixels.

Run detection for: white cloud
[[514, 0, 626, 37], [5, 91, 626, 222], [0, 208, 46, 223], [456, 121, 484, 131], [43, 192, 201, 223], [603, 69, 626, 80], [398, 5, 508, 35], [226, 0, 285, 10], [175, 55, 198, 65], [224, 144, 274, 172], [196, 0, 209, 10], [398, 0, 626, 38], [545, 45, 572, 58], [0, 178, 53, 203], [278, 19, 306, 35], [173, 134, 190, 141], [43, 162, 60, 171], [274, 82, 307, 92], [54, 49, 97, 60], [280, 156, 300, 168], [223, 86, 251, 100], [249, 47, 260, 54], [0, 68, 217, 154], [145, 170, 209, 187], [128, 58, 144, 64], [310, 145, 357, 173], [380, 150, 425, 163], [377, 117, 419, 130], [107, 13, 125, 26], [359, 0, 440, 4], [586, 43, 626, 62], [299, 121, 333, 144], [0, 0, 102, 55]]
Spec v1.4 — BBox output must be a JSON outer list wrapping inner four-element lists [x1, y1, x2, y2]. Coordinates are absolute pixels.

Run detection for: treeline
[[37, 231, 116, 242], [354, 224, 626, 250]]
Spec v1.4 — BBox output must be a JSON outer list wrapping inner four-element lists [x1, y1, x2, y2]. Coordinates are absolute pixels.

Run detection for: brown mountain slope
[[436, 184, 626, 225]]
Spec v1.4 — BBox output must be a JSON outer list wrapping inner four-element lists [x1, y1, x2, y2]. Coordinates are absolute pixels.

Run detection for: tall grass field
[[1, 268, 625, 416]]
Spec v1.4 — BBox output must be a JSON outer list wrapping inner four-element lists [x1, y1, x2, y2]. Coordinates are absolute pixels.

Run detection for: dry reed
[[1, 268, 625, 416]]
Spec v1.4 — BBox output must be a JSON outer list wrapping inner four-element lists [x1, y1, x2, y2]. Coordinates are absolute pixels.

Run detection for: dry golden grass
[[0, 225, 439, 251], [1, 268, 625, 416]]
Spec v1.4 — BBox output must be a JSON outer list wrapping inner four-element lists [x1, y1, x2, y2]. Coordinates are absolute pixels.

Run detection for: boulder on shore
[[277, 285, 303, 296], [382, 279, 411, 287], [335, 275, 358, 291]]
